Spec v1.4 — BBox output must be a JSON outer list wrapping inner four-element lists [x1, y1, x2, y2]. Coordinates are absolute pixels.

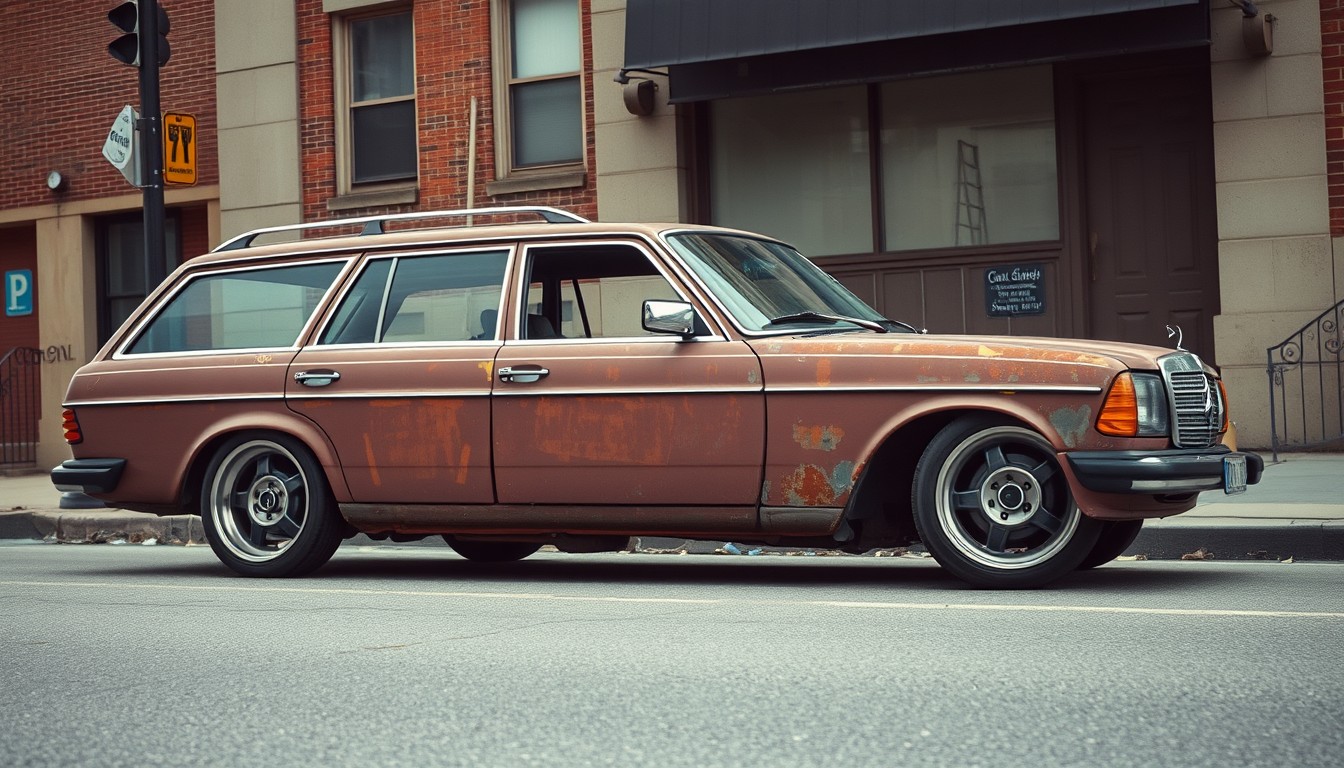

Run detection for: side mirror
[[642, 300, 698, 340]]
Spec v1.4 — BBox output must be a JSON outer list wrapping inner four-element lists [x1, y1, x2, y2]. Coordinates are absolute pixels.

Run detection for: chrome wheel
[[913, 418, 1101, 588], [202, 434, 341, 577]]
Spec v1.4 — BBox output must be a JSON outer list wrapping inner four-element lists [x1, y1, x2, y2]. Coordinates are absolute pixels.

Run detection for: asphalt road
[[2, 543, 1341, 768]]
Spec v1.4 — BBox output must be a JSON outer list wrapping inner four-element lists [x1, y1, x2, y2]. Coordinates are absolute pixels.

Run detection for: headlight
[[1097, 372, 1170, 438]]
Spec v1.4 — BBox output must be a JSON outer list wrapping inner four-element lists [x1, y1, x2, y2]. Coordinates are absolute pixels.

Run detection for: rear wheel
[[1077, 520, 1144, 570], [445, 537, 542, 562], [912, 416, 1102, 588], [201, 434, 343, 577]]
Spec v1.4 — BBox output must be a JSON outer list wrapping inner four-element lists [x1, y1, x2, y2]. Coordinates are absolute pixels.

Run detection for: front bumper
[[51, 458, 127, 495], [1066, 447, 1264, 495]]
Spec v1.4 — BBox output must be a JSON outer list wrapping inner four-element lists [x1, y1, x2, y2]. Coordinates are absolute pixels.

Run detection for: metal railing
[[1266, 300, 1344, 461], [0, 347, 41, 466]]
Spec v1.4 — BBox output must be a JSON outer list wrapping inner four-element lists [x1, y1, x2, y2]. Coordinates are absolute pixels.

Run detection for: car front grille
[[1160, 353, 1223, 448]]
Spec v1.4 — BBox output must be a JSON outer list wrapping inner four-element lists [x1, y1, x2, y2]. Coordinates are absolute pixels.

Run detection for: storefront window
[[711, 86, 873, 257], [881, 67, 1059, 250]]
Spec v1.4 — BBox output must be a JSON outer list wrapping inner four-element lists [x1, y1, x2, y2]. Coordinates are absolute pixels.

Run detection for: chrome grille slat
[[1160, 355, 1222, 448]]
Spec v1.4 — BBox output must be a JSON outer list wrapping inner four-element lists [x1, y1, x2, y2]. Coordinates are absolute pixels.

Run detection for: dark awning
[[624, 0, 1210, 101]]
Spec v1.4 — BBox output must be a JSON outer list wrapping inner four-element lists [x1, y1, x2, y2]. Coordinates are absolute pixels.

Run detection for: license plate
[[1223, 455, 1247, 495]]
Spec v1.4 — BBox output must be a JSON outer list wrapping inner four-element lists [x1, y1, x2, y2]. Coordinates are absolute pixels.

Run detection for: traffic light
[[107, 1, 171, 68]]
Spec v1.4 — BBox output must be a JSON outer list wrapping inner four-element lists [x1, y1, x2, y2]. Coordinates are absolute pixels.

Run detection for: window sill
[[327, 185, 419, 212], [486, 170, 587, 197]]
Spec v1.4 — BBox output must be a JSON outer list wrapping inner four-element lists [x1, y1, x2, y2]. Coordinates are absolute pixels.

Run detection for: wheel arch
[[178, 414, 350, 515], [842, 402, 1062, 548]]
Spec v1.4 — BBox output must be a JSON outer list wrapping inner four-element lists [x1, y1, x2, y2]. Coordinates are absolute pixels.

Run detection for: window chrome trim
[[492, 385, 762, 397]]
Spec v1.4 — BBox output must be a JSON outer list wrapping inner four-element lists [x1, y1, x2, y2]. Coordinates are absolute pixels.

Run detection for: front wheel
[[201, 434, 343, 577], [912, 417, 1101, 588]]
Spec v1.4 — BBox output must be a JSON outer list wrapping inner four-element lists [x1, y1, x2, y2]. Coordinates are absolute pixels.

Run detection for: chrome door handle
[[294, 369, 341, 387], [497, 365, 549, 383]]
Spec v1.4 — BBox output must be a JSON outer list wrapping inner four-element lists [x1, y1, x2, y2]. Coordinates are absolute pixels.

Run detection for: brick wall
[[1325, 0, 1344, 235], [295, 0, 598, 223], [0, 0, 217, 210]]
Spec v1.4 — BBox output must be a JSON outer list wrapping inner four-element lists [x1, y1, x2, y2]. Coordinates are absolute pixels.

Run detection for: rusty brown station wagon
[[51, 206, 1262, 588]]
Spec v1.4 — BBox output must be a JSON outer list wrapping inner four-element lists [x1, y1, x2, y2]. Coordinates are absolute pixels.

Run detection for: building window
[[492, 0, 583, 182], [708, 67, 1060, 257], [880, 67, 1059, 250], [711, 87, 873, 258], [336, 8, 417, 191], [97, 213, 179, 345]]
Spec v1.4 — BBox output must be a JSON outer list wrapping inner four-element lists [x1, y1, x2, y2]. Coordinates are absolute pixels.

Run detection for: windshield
[[666, 232, 911, 333]]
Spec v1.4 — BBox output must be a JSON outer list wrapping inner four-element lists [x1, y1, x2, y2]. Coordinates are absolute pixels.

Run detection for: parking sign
[[5, 270, 33, 317]]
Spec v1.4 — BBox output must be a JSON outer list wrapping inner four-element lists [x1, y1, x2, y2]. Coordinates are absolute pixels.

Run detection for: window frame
[[331, 5, 419, 207], [488, 0, 587, 195], [512, 240, 702, 343], [96, 210, 181, 346]]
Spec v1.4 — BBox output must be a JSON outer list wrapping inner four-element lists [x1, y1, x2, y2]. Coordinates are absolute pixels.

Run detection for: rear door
[[286, 246, 511, 503]]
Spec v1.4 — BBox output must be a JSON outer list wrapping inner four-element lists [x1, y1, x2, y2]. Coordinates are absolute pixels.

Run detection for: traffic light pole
[[137, 0, 167, 289]]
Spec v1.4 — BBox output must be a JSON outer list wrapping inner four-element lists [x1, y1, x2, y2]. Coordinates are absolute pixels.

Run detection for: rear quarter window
[[124, 261, 345, 355]]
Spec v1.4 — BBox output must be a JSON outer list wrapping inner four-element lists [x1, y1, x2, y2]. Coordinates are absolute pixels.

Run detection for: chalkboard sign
[[984, 264, 1046, 317]]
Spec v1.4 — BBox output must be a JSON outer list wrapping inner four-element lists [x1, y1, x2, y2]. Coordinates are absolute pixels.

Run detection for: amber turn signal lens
[[1096, 373, 1138, 437], [1217, 379, 1230, 433], [61, 408, 83, 445]]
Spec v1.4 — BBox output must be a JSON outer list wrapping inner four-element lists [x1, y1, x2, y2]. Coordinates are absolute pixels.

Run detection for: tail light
[[61, 408, 83, 445]]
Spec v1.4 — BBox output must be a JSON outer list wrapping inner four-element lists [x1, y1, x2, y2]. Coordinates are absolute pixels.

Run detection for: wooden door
[[1082, 65, 1220, 361]]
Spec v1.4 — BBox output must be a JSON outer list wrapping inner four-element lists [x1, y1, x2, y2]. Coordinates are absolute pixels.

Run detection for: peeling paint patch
[[362, 434, 382, 487], [978, 345, 1003, 357], [478, 361, 494, 382], [1049, 404, 1092, 449], [793, 424, 845, 451], [964, 372, 982, 383], [607, 366, 622, 383], [917, 375, 942, 383], [760, 480, 772, 505], [455, 445, 471, 485], [779, 461, 856, 506], [747, 370, 759, 385], [817, 358, 832, 386]]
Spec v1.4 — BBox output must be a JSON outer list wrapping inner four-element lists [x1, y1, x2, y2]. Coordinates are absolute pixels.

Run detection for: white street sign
[[101, 105, 141, 187]]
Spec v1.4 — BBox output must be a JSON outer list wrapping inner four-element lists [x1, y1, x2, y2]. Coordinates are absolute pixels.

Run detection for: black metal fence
[[0, 347, 42, 466], [1266, 300, 1344, 461]]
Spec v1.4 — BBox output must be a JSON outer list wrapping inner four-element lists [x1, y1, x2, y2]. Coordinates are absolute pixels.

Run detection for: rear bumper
[[51, 458, 127, 495], [1066, 447, 1264, 495]]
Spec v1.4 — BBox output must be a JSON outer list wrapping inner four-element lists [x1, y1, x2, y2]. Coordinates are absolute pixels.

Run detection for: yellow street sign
[[163, 112, 197, 186]]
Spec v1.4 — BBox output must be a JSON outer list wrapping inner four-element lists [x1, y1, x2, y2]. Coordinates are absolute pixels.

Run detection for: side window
[[321, 250, 509, 345], [523, 245, 681, 339], [127, 262, 344, 354]]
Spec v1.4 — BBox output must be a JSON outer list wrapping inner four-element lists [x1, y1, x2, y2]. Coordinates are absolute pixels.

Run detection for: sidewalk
[[3, 454, 1341, 560]]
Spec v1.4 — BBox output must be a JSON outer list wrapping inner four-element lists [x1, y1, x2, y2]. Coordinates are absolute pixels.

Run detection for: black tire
[[200, 433, 343, 577], [912, 416, 1102, 588], [444, 537, 542, 562], [1076, 520, 1144, 570]]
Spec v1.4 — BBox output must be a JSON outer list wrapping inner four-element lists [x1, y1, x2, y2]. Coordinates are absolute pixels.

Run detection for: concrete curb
[[2, 509, 1340, 561]]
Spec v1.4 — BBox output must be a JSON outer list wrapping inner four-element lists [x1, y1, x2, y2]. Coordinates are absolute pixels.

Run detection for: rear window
[[125, 262, 345, 354]]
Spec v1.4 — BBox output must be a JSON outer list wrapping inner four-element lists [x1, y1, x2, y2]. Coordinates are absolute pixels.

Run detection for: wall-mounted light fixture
[[1229, 0, 1274, 56], [614, 68, 669, 117], [46, 170, 67, 192]]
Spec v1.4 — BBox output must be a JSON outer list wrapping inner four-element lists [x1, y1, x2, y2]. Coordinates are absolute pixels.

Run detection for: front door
[[491, 241, 765, 507], [1082, 60, 1220, 360]]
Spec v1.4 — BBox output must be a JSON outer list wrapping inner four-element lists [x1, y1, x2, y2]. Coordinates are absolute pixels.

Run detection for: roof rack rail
[[212, 205, 590, 252]]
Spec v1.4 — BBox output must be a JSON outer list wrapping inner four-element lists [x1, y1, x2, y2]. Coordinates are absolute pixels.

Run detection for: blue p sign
[[5, 270, 33, 317]]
